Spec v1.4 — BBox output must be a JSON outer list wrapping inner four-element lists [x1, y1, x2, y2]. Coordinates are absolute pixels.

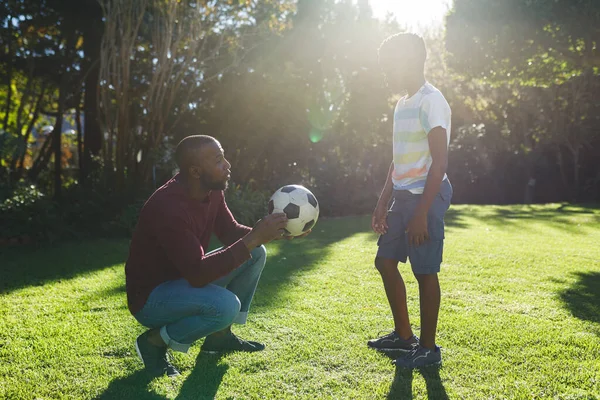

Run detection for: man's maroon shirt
[[125, 174, 252, 314]]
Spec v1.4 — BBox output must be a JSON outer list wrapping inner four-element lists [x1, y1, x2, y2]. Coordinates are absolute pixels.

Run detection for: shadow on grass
[[387, 366, 448, 400], [0, 238, 129, 294], [443, 208, 468, 230], [242, 215, 373, 308], [471, 204, 600, 234], [95, 370, 166, 400], [559, 271, 600, 330], [175, 352, 228, 400], [96, 352, 228, 400]]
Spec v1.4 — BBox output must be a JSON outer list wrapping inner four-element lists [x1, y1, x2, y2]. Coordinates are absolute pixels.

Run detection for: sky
[[368, 0, 453, 33]]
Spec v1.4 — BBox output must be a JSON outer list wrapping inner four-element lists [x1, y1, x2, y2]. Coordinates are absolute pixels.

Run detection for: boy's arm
[[372, 161, 395, 234], [406, 127, 448, 246]]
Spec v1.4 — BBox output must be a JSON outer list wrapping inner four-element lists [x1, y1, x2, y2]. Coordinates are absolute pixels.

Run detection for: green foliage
[[0, 179, 145, 242], [446, 0, 600, 85], [0, 184, 61, 240], [445, 0, 600, 202], [225, 182, 270, 226], [2, 0, 600, 228]]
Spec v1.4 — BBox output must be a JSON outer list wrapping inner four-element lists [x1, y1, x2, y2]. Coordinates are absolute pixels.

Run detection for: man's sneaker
[[135, 331, 180, 378], [393, 345, 442, 369], [367, 331, 419, 352], [201, 331, 265, 354]]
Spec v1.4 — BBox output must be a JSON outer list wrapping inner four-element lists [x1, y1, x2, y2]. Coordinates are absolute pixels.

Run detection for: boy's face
[[380, 52, 420, 94]]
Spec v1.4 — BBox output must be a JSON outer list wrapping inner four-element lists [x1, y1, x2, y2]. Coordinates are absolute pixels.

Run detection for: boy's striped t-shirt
[[392, 82, 451, 194]]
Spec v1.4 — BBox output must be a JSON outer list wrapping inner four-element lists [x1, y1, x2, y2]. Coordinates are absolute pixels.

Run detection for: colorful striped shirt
[[392, 82, 451, 193]]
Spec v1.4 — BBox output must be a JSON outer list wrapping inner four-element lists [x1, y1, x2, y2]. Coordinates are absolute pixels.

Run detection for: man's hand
[[372, 204, 389, 235], [243, 213, 288, 249], [406, 212, 429, 247]]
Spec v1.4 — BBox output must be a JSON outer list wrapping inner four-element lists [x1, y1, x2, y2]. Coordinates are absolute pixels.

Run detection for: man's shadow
[[175, 351, 228, 399], [95, 370, 166, 400], [387, 365, 448, 400], [96, 351, 228, 400]]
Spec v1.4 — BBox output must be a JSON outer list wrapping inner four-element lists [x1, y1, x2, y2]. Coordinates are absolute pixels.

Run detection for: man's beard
[[200, 173, 228, 191]]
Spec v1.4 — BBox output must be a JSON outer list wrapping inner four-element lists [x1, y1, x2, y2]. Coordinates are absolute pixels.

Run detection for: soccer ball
[[268, 185, 319, 237]]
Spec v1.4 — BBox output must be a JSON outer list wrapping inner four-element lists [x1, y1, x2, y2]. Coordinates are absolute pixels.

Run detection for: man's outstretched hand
[[243, 213, 288, 249]]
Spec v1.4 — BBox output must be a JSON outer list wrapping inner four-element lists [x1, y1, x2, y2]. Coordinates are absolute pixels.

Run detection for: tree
[[96, 0, 289, 191], [446, 0, 600, 202], [1, 0, 104, 196], [446, 0, 600, 85]]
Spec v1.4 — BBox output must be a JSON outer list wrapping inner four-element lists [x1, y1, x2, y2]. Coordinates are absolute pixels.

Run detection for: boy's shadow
[[387, 364, 448, 400], [96, 351, 228, 400]]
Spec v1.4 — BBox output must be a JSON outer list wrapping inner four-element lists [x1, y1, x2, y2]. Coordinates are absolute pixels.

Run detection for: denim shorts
[[376, 179, 453, 274]]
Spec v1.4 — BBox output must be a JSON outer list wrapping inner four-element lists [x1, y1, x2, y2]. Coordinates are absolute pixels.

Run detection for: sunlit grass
[[0, 204, 599, 399]]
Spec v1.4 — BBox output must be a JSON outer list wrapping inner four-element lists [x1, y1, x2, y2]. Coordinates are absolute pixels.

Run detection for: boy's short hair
[[378, 33, 427, 68]]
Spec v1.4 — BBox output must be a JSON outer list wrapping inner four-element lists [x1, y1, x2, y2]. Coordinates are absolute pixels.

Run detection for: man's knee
[[251, 244, 267, 261], [375, 257, 398, 274], [219, 292, 242, 325]]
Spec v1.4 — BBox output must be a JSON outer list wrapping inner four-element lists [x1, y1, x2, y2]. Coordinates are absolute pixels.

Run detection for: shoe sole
[[200, 349, 221, 354], [200, 348, 262, 354], [394, 360, 442, 369], [368, 344, 417, 353], [135, 339, 146, 366]]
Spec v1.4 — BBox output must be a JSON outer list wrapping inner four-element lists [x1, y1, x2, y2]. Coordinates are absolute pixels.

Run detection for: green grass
[[1, 204, 599, 399]]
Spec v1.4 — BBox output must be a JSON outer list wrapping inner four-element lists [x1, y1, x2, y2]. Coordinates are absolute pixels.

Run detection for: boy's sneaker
[[393, 345, 442, 369], [367, 331, 419, 352], [135, 331, 180, 378], [201, 331, 265, 354]]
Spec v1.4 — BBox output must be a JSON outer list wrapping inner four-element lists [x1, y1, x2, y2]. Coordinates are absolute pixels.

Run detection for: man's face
[[189, 140, 231, 191]]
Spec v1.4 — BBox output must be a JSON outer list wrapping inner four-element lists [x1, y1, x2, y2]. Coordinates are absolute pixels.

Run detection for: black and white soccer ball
[[268, 185, 319, 237]]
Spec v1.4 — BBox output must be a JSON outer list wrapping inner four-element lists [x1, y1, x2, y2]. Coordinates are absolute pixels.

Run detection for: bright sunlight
[[369, 0, 452, 32]]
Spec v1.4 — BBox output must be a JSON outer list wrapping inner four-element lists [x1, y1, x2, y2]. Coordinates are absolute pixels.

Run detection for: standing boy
[[369, 33, 453, 368]]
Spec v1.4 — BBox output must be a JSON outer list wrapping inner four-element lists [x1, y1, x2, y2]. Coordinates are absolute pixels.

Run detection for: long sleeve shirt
[[125, 174, 252, 314]]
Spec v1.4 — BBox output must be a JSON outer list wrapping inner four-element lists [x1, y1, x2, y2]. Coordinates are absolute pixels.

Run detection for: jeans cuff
[[159, 326, 191, 353], [233, 311, 247, 325]]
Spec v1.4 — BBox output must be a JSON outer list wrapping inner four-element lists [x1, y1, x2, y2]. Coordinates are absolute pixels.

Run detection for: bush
[[0, 184, 63, 241], [0, 181, 148, 243], [0, 179, 271, 245], [225, 182, 269, 227]]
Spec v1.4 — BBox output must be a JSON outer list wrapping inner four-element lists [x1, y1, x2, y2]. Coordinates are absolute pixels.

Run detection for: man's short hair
[[175, 135, 216, 171], [378, 33, 427, 68]]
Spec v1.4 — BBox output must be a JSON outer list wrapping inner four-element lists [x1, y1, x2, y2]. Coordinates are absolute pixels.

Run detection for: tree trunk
[[82, 13, 103, 184], [28, 134, 53, 181], [76, 101, 83, 179], [53, 88, 66, 200], [572, 145, 580, 202], [3, 20, 13, 132], [16, 83, 47, 179], [556, 145, 570, 200]]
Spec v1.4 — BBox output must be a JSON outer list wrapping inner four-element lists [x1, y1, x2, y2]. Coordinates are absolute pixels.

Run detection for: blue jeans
[[134, 245, 267, 353]]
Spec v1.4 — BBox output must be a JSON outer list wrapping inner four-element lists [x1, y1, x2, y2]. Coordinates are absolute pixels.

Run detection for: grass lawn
[[1, 204, 599, 399]]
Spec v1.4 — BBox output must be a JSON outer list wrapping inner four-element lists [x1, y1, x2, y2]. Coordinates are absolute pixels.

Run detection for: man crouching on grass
[[125, 135, 308, 377]]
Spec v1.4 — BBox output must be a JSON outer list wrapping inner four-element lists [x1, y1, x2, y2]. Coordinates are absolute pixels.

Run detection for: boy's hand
[[372, 204, 389, 235], [406, 213, 429, 246]]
